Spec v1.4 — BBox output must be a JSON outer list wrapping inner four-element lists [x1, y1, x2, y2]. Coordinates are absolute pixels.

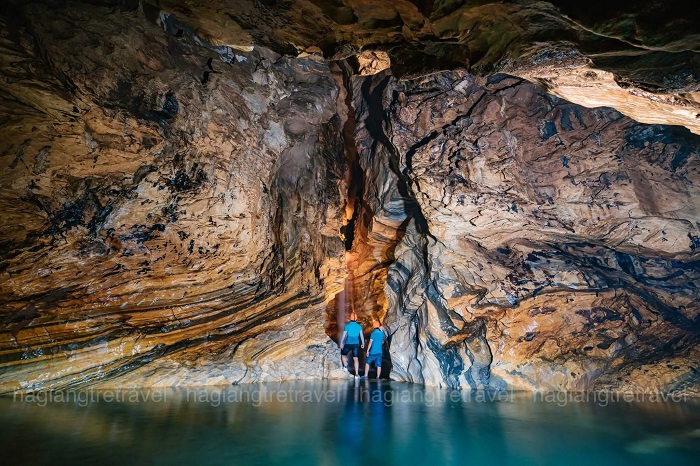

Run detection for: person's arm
[[366, 339, 373, 355], [360, 329, 365, 348], [340, 330, 347, 348]]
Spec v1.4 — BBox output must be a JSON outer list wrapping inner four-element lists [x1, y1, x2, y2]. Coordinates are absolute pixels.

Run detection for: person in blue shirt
[[363, 320, 385, 379], [340, 312, 364, 378]]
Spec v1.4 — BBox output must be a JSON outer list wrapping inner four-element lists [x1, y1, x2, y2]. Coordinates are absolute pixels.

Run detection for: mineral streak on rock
[[1, 0, 699, 394], [152, 0, 700, 134], [0, 0, 351, 392], [343, 69, 700, 392]]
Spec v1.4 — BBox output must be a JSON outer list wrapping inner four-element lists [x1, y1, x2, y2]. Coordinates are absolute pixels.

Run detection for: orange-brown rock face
[[0, 2, 351, 391], [345, 70, 700, 392], [166, 0, 700, 134], [1, 0, 699, 394]]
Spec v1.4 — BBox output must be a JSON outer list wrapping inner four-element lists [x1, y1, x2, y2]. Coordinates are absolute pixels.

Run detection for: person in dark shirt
[[363, 320, 385, 379], [340, 312, 364, 378]]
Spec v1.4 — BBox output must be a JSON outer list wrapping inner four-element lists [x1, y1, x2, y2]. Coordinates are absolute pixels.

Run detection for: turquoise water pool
[[1, 381, 699, 465]]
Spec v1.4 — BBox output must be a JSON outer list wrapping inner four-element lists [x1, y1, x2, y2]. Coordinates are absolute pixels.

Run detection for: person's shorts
[[341, 344, 359, 358], [366, 353, 382, 367]]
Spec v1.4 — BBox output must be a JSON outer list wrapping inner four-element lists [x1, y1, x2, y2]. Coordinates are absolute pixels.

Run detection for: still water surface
[[1, 381, 699, 465]]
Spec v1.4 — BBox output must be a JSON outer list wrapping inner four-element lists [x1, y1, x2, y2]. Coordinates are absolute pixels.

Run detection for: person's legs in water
[[352, 345, 360, 377], [376, 354, 382, 379], [341, 345, 355, 370], [365, 353, 382, 379], [342, 345, 360, 375]]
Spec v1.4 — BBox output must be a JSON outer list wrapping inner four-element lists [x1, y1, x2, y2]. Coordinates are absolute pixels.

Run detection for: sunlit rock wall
[[346, 70, 700, 393], [0, 2, 350, 392]]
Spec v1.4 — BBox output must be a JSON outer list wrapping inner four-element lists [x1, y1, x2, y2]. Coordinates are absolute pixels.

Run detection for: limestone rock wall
[[1, 0, 699, 395], [0, 1, 350, 392], [344, 70, 700, 393], [152, 0, 700, 134]]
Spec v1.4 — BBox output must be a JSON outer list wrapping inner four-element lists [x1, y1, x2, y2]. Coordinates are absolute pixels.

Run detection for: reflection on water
[[1, 381, 700, 465]]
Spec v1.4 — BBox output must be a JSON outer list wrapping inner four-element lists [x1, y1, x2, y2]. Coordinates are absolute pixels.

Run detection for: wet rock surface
[[0, 0, 698, 394]]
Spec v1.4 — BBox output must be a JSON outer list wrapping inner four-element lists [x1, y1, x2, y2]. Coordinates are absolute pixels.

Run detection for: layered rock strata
[[0, 2, 351, 391], [342, 69, 700, 392], [137, 0, 700, 134], [1, 0, 699, 394]]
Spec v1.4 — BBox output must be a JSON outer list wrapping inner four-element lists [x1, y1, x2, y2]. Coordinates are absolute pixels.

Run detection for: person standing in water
[[363, 320, 385, 379], [340, 312, 364, 378]]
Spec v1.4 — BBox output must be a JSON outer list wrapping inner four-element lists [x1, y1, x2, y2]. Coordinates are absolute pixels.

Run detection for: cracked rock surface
[[338, 70, 700, 392], [1, 0, 699, 394], [0, 1, 351, 391]]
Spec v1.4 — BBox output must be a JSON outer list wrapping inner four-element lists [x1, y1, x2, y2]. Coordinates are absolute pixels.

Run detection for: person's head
[[349, 312, 357, 321], [373, 320, 380, 329]]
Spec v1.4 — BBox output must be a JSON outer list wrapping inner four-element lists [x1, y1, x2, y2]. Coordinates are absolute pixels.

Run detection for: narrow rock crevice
[[1, 0, 699, 395], [343, 69, 495, 388]]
